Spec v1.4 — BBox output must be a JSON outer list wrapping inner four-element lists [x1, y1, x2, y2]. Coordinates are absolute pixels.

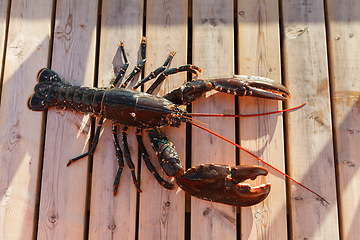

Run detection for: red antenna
[[187, 103, 329, 204], [189, 102, 306, 118]]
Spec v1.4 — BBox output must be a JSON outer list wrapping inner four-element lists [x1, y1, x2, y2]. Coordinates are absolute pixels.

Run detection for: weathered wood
[[36, 0, 98, 239], [281, 0, 339, 239], [237, 0, 287, 239], [0, 0, 53, 239], [325, 0, 360, 239], [88, 0, 143, 239], [192, 1, 237, 239], [138, 1, 187, 240], [1, 0, 357, 238]]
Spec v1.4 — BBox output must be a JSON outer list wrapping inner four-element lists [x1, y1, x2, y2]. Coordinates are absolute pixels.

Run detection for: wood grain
[[281, 0, 339, 239], [138, 1, 187, 240], [37, 0, 98, 239], [192, 1, 237, 239], [237, 0, 287, 239], [1, 0, 359, 238], [0, 0, 53, 239], [88, 0, 143, 239], [326, 0, 360, 239]]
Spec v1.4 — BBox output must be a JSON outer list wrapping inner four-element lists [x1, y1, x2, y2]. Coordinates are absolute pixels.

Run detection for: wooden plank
[[237, 0, 287, 239], [281, 0, 339, 239], [36, 0, 98, 239], [0, 0, 53, 239], [88, 0, 143, 239], [325, 0, 360, 239], [138, 1, 187, 239], [0, 0, 10, 81], [192, 1, 236, 239]]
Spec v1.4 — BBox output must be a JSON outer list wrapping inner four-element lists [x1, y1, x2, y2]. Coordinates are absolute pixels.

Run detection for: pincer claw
[[208, 75, 291, 100], [176, 164, 270, 207]]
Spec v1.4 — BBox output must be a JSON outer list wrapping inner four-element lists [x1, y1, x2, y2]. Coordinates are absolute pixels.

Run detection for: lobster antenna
[[189, 102, 306, 118], [189, 120, 329, 204], [184, 115, 209, 126]]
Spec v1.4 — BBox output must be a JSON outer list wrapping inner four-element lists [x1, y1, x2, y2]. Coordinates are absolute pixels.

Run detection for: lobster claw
[[176, 164, 270, 207], [208, 75, 290, 100], [163, 75, 290, 105]]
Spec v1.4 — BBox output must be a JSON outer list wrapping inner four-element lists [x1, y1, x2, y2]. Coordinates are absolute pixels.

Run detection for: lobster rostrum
[[27, 38, 293, 207]]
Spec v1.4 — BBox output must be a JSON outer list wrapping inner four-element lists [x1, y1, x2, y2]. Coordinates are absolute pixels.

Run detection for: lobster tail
[[27, 68, 104, 116], [27, 68, 62, 111]]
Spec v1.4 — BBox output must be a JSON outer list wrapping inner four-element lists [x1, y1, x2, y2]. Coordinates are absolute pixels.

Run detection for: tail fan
[[27, 68, 62, 111]]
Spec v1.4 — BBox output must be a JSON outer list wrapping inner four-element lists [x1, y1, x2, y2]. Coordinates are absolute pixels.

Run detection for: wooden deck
[[0, 0, 358, 239]]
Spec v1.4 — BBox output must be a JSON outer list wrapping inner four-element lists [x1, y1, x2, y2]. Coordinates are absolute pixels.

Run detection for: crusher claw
[[175, 164, 270, 207]]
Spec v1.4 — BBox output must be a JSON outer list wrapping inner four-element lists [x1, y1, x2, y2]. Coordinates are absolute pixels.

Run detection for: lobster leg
[[67, 118, 104, 166], [120, 37, 147, 88], [112, 40, 130, 87], [122, 126, 142, 192], [111, 123, 125, 195], [146, 65, 202, 94], [131, 53, 201, 93], [131, 51, 176, 90], [112, 40, 146, 194], [135, 129, 174, 189]]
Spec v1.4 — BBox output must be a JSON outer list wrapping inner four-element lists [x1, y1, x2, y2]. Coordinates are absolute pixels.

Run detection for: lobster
[[28, 38, 298, 207]]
